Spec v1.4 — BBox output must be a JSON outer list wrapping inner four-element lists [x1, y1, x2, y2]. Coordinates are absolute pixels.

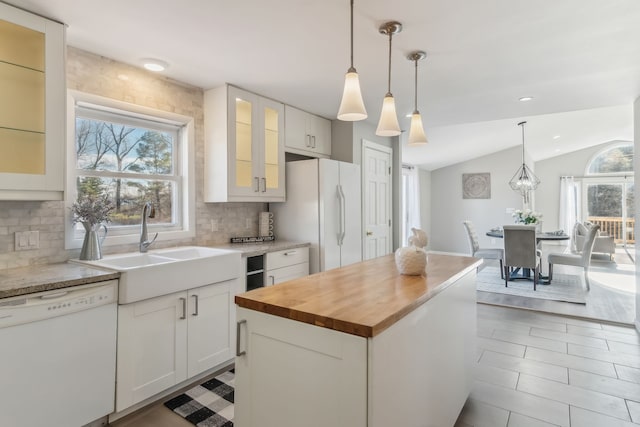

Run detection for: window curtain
[[402, 166, 421, 245], [558, 176, 581, 250]]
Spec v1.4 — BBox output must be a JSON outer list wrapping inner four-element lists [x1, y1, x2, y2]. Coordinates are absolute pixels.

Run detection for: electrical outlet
[[15, 231, 39, 251]]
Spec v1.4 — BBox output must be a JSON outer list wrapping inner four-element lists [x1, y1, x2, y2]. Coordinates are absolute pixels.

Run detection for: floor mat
[[164, 369, 234, 427]]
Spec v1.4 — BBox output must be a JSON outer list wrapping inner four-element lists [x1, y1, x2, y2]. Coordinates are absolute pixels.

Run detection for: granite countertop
[[211, 240, 310, 257], [0, 263, 120, 299], [236, 253, 481, 338]]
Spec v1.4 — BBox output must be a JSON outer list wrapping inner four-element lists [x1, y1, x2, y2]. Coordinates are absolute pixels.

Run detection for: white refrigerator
[[272, 158, 362, 274]]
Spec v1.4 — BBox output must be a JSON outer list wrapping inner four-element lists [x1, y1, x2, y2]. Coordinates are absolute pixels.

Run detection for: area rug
[[164, 369, 234, 427], [476, 267, 587, 304]]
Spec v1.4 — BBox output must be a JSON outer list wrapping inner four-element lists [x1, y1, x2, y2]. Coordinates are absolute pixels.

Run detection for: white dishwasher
[[0, 280, 118, 427]]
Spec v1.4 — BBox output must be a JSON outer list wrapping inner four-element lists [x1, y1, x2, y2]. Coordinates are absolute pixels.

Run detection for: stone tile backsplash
[[0, 48, 265, 269]]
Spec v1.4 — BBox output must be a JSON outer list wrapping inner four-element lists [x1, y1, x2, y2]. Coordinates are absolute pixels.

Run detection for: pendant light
[[509, 121, 540, 204], [407, 51, 428, 145], [337, 0, 367, 121], [375, 21, 402, 137]]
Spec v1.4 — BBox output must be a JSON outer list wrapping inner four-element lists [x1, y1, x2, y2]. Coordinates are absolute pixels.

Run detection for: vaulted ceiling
[[11, 0, 640, 169]]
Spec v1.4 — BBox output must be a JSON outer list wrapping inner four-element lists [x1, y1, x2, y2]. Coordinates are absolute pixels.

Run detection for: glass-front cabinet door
[[260, 97, 284, 200], [224, 86, 284, 201], [0, 3, 65, 200]]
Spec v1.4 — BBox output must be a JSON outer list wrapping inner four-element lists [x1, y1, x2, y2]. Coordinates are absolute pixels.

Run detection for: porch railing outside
[[587, 216, 635, 244]]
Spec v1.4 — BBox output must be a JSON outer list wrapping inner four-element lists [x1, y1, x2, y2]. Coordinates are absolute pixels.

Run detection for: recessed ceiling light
[[553, 135, 560, 140], [405, 113, 412, 118], [142, 58, 168, 72], [518, 96, 534, 102], [555, 148, 561, 152]]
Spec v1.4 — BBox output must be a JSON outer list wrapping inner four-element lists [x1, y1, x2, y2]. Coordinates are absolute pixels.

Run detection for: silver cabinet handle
[[268, 275, 275, 285], [261, 177, 267, 192], [179, 297, 186, 320], [236, 319, 247, 356], [254, 177, 260, 192], [192, 294, 199, 316], [312, 135, 316, 148], [337, 184, 346, 246], [283, 251, 297, 256], [306, 134, 311, 147]]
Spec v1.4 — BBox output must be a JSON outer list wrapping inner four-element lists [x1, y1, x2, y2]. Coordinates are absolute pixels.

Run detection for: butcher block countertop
[[235, 253, 481, 338]]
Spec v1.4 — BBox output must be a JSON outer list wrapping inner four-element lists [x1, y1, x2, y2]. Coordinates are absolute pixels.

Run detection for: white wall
[[419, 169, 431, 247], [634, 96, 640, 331], [431, 147, 523, 253], [535, 140, 631, 232]]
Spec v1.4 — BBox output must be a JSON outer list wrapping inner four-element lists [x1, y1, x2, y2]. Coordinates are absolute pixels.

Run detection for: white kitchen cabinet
[[284, 105, 331, 158], [235, 270, 476, 427], [204, 85, 285, 202], [235, 307, 368, 427], [265, 247, 309, 286], [0, 3, 65, 200], [116, 279, 237, 411]]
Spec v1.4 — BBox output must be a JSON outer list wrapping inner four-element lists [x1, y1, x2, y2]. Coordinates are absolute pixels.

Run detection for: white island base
[[235, 268, 476, 427]]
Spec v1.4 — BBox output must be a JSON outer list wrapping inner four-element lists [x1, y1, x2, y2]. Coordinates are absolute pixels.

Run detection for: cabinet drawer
[[266, 262, 309, 286], [266, 247, 309, 270]]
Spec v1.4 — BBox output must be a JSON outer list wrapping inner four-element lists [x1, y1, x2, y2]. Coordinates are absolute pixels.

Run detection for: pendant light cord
[[349, 0, 355, 71], [413, 58, 418, 112], [386, 31, 393, 96], [519, 121, 526, 164]]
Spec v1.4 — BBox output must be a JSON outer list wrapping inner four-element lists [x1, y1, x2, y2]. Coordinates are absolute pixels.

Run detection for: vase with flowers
[[71, 194, 113, 260], [512, 208, 543, 231]]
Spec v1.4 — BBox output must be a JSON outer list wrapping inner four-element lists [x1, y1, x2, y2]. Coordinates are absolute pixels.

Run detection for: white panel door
[[339, 161, 363, 267], [235, 307, 367, 427], [363, 141, 393, 260], [319, 158, 341, 271], [116, 292, 188, 411], [187, 280, 235, 378]]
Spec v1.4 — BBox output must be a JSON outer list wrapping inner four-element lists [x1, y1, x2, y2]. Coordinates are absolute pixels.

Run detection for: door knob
[[366, 231, 373, 236]]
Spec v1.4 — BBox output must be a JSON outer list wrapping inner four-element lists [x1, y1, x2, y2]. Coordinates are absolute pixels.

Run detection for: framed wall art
[[462, 173, 491, 199]]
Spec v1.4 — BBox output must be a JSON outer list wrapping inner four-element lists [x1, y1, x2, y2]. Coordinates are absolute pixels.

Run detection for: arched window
[[587, 144, 633, 175], [583, 142, 634, 247]]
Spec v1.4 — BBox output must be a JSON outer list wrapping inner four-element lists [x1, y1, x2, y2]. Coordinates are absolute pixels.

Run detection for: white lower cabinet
[[235, 270, 476, 427], [235, 307, 368, 427], [116, 279, 236, 412], [265, 247, 309, 286]]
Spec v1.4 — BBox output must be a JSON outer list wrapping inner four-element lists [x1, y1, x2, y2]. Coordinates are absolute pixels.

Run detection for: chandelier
[[509, 121, 540, 204]]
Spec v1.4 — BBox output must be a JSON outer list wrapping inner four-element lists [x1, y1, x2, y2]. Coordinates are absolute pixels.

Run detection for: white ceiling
[[10, 0, 640, 170]]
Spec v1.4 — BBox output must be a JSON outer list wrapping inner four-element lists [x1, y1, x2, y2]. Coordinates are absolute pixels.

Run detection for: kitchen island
[[234, 253, 481, 427]]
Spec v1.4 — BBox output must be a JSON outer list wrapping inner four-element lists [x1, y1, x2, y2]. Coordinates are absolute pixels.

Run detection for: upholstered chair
[[574, 222, 615, 260], [463, 220, 504, 279], [549, 224, 600, 290], [503, 225, 540, 290]]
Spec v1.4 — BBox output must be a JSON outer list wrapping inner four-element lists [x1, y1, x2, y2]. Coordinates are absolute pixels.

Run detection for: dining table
[[485, 229, 570, 283]]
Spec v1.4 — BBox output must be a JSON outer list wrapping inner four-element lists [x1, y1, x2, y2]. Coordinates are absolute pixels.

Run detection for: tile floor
[[112, 303, 640, 427], [456, 304, 640, 427]]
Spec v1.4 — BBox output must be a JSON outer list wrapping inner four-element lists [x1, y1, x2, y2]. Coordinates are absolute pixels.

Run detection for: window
[[587, 144, 633, 175], [66, 91, 195, 249]]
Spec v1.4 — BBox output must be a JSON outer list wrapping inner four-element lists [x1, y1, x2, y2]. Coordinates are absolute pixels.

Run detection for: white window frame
[[65, 90, 196, 250]]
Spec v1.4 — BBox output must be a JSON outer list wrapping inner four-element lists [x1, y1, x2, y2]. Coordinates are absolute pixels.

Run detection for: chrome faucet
[[139, 202, 158, 252]]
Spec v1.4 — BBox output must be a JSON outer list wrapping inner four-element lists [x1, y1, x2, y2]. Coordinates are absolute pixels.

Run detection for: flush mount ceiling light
[[375, 21, 402, 137], [519, 96, 534, 102], [337, 0, 367, 121], [407, 51, 428, 146], [142, 58, 168, 72], [509, 121, 540, 204]]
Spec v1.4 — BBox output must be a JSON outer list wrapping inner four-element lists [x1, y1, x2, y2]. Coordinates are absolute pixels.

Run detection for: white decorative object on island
[[395, 228, 428, 275]]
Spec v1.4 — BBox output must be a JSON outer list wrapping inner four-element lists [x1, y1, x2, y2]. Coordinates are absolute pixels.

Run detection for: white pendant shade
[[337, 71, 367, 121], [375, 94, 401, 136], [408, 112, 428, 145]]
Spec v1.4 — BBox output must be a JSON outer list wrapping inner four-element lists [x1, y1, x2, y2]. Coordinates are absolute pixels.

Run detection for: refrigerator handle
[[337, 184, 346, 246]]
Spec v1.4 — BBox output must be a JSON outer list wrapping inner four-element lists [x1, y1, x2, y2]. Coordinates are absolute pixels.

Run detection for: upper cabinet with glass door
[[204, 85, 285, 202], [0, 3, 65, 200]]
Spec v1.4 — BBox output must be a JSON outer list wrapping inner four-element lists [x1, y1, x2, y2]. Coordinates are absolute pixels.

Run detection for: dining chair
[[548, 224, 600, 290], [503, 225, 540, 290], [463, 220, 504, 279]]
